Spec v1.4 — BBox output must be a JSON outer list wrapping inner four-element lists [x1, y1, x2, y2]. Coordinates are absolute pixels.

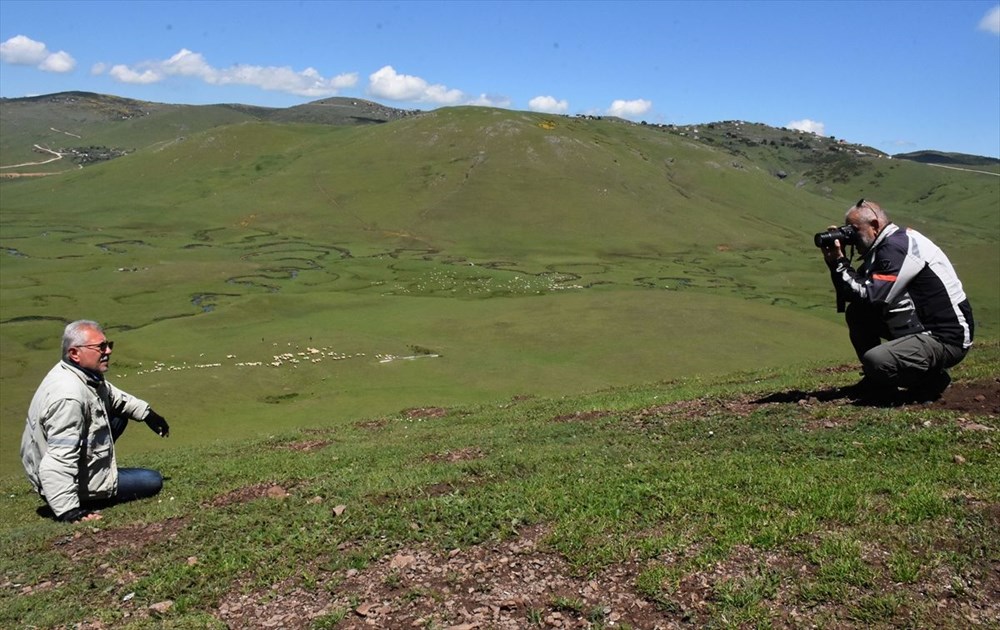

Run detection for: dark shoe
[[906, 371, 951, 403], [840, 377, 899, 406]]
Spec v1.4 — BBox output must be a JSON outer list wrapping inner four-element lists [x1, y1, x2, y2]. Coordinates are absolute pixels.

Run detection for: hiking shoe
[[906, 371, 951, 403], [839, 377, 899, 406]]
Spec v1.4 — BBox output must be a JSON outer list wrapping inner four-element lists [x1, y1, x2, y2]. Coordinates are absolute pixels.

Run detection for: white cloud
[[96, 48, 358, 97], [109, 64, 162, 85], [39, 50, 76, 73], [978, 5, 1000, 35], [467, 93, 512, 108], [528, 95, 569, 114], [787, 119, 826, 135], [0, 35, 76, 73], [368, 65, 463, 104], [606, 98, 652, 119], [162, 49, 214, 79]]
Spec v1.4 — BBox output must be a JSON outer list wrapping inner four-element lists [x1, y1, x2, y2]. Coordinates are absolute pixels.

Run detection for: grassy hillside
[[0, 347, 997, 628], [1, 104, 998, 482], [894, 150, 1000, 169], [0, 92, 412, 174]]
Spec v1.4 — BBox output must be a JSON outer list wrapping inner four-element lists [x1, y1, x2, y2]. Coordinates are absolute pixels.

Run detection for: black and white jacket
[[831, 223, 974, 349]]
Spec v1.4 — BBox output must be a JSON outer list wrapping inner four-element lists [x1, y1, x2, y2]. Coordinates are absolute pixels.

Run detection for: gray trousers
[[845, 302, 967, 388]]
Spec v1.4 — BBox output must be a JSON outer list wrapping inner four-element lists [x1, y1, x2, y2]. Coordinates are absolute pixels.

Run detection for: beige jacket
[[20, 361, 150, 517]]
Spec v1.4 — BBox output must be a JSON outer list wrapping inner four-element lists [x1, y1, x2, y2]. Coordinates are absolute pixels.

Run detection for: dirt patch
[[922, 378, 1000, 416], [623, 397, 760, 433], [403, 406, 449, 419], [52, 517, 188, 561], [278, 439, 332, 452], [205, 483, 291, 508], [215, 525, 668, 629]]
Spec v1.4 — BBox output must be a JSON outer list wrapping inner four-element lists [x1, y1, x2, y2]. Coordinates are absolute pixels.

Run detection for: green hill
[[1, 95, 997, 481], [893, 150, 1000, 170], [0, 92, 414, 174]]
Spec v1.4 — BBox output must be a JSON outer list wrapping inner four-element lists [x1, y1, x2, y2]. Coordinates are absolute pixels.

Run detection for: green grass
[[3, 108, 997, 479], [1, 344, 996, 627]]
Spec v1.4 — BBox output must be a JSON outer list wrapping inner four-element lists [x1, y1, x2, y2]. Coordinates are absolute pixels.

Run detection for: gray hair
[[846, 198, 889, 224], [62, 320, 102, 359]]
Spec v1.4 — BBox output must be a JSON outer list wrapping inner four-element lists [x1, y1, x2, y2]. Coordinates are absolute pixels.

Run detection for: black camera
[[814, 225, 857, 248]]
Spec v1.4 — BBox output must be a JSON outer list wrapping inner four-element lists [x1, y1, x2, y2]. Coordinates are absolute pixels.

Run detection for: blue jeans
[[104, 417, 164, 502], [115, 467, 164, 501]]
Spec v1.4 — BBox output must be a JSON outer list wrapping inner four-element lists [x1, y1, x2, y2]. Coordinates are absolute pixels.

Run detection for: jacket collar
[[871, 222, 898, 251], [61, 358, 105, 386], [863, 222, 899, 263]]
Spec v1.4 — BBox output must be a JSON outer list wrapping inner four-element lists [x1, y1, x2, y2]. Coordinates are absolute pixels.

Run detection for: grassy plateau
[[0, 94, 997, 627]]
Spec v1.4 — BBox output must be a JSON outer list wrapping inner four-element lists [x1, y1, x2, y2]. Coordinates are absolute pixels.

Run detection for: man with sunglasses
[[820, 199, 974, 403], [21, 320, 171, 522]]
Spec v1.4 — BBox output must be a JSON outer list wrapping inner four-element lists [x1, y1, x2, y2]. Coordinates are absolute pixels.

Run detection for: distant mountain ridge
[[892, 150, 1000, 168], [3, 91, 995, 167], [0, 90, 418, 125]]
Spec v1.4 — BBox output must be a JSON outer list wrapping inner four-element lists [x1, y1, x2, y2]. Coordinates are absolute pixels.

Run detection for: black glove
[[145, 409, 170, 437], [58, 507, 92, 523]]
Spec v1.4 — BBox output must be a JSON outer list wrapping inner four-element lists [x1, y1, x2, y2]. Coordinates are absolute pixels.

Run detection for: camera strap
[[835, 244, 855, 313]]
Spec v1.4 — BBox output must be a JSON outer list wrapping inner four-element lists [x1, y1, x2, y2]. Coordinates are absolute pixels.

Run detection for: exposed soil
[[214, 525, 674, 629], [53, 517, 188, 562], [923, 378, 1000, 416]]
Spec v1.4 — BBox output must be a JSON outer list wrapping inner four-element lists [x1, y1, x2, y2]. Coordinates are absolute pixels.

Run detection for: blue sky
[[2, 1, 999, 157]]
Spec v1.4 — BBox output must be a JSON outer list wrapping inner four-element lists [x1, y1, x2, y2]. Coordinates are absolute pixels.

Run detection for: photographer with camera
[[817, 199, 974, 403]]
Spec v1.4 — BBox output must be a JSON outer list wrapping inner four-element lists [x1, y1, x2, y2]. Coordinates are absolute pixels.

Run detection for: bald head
[[846, 199, 889, 226], [844, 199, 891, 254]]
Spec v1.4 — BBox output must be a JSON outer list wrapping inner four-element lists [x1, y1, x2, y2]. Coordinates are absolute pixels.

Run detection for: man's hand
[[821, 225, 845, 267], [58, 507, 102, 523], [145, 409, 170, 437]]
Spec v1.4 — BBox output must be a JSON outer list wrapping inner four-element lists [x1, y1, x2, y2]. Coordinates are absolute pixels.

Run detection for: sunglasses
[[77, 340, 115, 353]]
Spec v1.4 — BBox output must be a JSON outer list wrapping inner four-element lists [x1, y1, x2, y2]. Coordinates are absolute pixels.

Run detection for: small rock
[[390, 553, 415, 569], [953, 454, 967, 465], [307, 495, 323, 504], [149, 600, 174, 615], [186, 556, 198, 566], [333, 504, 347, 516], [959, 421, 994, 432], [266, 485, 288, 499]]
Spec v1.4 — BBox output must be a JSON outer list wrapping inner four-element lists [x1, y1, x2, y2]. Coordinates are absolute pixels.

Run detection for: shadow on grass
[[752, 385, 908, 408]]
